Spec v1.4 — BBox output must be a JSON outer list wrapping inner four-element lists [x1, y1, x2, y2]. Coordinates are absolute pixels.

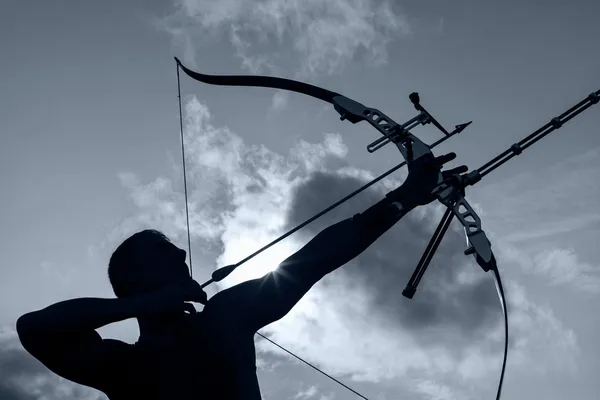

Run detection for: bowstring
[[177, 64, 193, 279], [175, 60, 369, 400]]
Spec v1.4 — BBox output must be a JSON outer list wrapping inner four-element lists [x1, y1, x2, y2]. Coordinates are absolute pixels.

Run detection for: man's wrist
[[386, 185, 417, 213]]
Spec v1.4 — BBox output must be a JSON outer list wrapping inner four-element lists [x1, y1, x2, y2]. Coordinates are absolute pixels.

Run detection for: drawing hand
[[134, 279, 207, 317]]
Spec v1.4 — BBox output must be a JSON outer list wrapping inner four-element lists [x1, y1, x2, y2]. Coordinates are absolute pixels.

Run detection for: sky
[[1, 0, 599, 399]]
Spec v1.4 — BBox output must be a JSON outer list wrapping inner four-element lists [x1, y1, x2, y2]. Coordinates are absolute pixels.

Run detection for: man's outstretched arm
[[204, 152, 467, 332], [204, 191, 416, 332]]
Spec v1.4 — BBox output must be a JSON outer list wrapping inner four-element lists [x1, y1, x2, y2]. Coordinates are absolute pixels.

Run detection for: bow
[[174, 56, 600, 400]]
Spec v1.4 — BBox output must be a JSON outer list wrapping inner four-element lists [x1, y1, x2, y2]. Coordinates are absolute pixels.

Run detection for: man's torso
[[102, 312, 262, 400]]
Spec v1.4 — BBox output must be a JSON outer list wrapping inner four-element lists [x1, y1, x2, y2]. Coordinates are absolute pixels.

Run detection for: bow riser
[[332, 95, 433, 162]]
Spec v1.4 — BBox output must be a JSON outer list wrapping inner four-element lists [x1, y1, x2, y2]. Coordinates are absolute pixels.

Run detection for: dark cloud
[[0, 384, 38, 400], [0, 329, 107, 400], [0, 342, 48, 400], [285, 171, 504, 353]]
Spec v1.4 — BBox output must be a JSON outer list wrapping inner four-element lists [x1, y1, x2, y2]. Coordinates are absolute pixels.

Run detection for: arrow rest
[[362, 92, 459, 154]]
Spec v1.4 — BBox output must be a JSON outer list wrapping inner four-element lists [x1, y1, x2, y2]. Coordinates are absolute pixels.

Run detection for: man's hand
[[132, 279, 207, 318], [393, 152, 468, 208]]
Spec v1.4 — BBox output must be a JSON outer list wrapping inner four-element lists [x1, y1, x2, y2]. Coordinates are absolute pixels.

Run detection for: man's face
[[133, 238, 191, 293]]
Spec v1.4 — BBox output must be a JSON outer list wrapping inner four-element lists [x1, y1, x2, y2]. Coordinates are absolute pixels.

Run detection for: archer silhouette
[[16, 153, 466, 399]]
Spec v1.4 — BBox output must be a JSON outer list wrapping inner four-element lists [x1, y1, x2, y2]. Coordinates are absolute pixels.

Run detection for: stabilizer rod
[[402, 89, 600, 299], [464, 90, 600, 186]]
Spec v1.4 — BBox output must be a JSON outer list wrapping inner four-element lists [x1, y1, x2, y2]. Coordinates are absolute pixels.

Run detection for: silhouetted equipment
[[175, 56, 599, 400]]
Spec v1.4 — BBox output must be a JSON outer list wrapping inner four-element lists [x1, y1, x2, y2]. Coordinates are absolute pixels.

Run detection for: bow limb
[[174, 57, 433, 164], [175, 57, 339, 103]]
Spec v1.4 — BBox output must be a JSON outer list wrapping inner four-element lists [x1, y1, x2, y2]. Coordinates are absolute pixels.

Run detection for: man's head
[[108, 229, 190, 298]]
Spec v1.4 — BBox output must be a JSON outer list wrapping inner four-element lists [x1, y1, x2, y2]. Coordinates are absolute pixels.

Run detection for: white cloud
[[157, 0, 411, 110], [294, 384, 318, 399], [411, 379, 458, 400], [270, 91, 290, 112], [532, 248, 600, 293], [498, 281, 580, 375]]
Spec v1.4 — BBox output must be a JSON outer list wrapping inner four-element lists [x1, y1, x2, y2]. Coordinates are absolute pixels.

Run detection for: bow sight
[[174, 56, 599, 400]]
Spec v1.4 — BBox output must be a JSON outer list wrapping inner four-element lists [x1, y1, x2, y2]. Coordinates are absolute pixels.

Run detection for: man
[[16, 153, 466, 399]]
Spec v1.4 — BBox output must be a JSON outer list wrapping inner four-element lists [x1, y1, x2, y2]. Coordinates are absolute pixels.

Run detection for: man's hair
[[108, 229, 171, 298]]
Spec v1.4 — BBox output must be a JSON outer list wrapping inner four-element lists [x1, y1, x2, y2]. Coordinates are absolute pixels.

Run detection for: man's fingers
[[181, 279, 208, 304], [196, 290, 208, 305], [443, 165, 469, 176], [434, 152, 457, 165], [191, 288, 208, 305], [183, 302, 197, 314]]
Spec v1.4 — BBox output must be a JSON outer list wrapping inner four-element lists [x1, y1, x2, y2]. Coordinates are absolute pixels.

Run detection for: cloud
[[293, 385, 318, 399], [486, 147, 600, 242], [156, 0, 411, 110], [112, 97, 581, 397], [411, 379, 459, 400], [529, 248, 600, 293], [474, 147, 600, 294]]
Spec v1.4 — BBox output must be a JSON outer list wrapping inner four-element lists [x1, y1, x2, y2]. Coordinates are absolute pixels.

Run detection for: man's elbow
[[16, 313, 44, 348], [16, 313, 34, 336]]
